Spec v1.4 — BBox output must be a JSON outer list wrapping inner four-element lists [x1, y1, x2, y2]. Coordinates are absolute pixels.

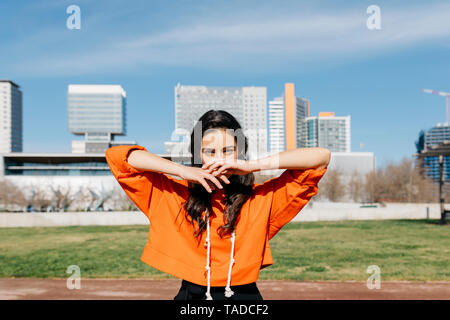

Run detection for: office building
[[268, 83, 309, 154], [0, 80, 23, 153], [169, 83, 268, 160], [268, 96, 285, 154], [305, 112, 351, 152], [68, 84, 136, 154], [416, 122, 450, 181]]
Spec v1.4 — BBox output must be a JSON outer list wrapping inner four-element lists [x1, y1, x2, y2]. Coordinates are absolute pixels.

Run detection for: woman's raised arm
[[252, 147, 331, 172], [127, 147, 227, 193], [127, 149, 185, 176]]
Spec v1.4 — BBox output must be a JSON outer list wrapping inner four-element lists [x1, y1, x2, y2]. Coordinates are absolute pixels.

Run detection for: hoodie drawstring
[[204, 214, 236, 300], [204, 215, 213, 300], [224, 230, 236, 298]]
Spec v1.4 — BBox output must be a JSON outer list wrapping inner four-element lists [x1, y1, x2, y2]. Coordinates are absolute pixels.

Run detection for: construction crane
[[422, 88, 450, 124]]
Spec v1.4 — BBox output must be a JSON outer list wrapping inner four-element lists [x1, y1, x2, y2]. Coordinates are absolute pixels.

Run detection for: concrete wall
[[328, 152, 375, 176], [0, 212, 149, 228], [292, 202, 441, 222], [0, 202, 444, 228]]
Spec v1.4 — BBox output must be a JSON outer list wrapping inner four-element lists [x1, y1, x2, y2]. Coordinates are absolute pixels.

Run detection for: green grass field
[[0, 220, 449, 281]]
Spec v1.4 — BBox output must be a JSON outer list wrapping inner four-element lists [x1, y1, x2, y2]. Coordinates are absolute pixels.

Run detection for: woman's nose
[[213, 152, 225, 160]]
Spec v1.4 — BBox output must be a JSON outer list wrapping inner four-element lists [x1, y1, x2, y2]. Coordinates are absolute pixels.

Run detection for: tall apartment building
[[305, 112, 351, 152], [0, 80, 23, 153], [416, 122, 450, 181], [424, 123, 450, 149], [68, 84, 135, 154], [268, 97, 285, 154], [168, 83, 268, 160], [268, 83, 308, 154]]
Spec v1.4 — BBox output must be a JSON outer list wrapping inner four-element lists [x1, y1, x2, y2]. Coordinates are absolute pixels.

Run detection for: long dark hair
[[179, 110, 254, 243]]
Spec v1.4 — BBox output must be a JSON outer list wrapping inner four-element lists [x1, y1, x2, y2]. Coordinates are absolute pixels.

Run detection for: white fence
[[0, 202, 444, 228], [291, 202, 442, 222]]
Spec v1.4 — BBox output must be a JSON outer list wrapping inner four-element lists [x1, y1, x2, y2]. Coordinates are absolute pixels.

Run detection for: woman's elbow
[[319, 148, 331, 169]]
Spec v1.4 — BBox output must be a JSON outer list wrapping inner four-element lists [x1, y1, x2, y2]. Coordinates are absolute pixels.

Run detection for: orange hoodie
[[105, 145, 327, 289]]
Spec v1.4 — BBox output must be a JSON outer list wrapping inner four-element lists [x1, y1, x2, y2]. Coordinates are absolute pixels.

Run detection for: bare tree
[[70, 187, 97, 212], [110, 188, 139, 211], [24, 184, 52, 212], [0, 179, 26, 212], [362, 157, 441, 203], [363, 169, 385, 203], [348, 168, 365, 202], [382, 158, 412, 202], [49, 183, 78, 212], [411, 159, 440, 203], [319, 168, 345, 202]]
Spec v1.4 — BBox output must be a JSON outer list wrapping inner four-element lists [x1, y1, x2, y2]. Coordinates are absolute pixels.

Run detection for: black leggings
[[173, 279, 263, 300]]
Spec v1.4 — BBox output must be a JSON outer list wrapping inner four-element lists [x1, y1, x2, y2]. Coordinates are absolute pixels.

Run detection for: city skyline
[[1, 0, 450, 169]]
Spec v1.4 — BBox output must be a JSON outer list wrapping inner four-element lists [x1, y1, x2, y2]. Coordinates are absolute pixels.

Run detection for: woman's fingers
[[203, 159, 230, 172], [202, 160, 216, 170], [218, 174, 230, 184], [207, 161, 224, 172], [200, 172, 230, 192], [204, 172, 223, 190], [204, 161, 230, 175], [215, 163, 231, 176], [198, 163, 233, 190], [199, 178, 213, 193]]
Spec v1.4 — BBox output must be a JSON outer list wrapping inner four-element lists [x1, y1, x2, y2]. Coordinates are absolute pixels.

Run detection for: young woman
[[105, 110, 330, 300]]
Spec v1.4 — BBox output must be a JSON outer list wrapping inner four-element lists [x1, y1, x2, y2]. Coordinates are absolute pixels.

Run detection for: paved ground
[[0, 278, 449, 300]]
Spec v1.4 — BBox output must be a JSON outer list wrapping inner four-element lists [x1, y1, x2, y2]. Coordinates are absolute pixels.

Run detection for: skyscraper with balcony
[[305, 112, 351, 152], [268, 83, 309, 154], [0, 80, 22, 153], [424, 123, 450, 149], [168, 83, 268, 160], [417, 122, 450, 181], [268, 97, 285, 154], [68, 84, 135, 154]]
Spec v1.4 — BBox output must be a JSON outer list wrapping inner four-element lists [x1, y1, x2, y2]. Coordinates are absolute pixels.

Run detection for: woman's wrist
[[174, 162, 188, 178], [248, 157, 277, 172]]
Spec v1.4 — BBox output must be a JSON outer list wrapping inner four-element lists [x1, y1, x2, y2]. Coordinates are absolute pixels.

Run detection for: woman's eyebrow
[[202, 146, 235, 152]]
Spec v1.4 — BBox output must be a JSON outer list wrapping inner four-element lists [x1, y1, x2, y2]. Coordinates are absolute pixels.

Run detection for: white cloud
[[4, 1, 450, 77]]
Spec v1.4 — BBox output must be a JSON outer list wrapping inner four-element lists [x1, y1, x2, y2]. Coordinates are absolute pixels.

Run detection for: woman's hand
[[178, 165, 230, 193], [202, 159, 257, 177]]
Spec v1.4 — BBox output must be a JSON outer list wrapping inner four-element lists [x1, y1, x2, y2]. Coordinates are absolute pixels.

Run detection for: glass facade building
[[0, 153, 182, 177], [421, 123, 450, 181], [2, 154, 111, 176], [68, 85, 126, 137], [171, 83, 267, 160], [0, 80, 22, 153], [67, 85, 129, 154], [268, 97, 285, 154], [304, 115, 351, 152], [268, 84, 308, 154], [295, 97, 308, 148]]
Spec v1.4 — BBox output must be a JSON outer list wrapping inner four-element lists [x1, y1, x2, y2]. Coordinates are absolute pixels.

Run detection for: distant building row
[[167, 82, 351, 161], [0, 80, 373, 195]]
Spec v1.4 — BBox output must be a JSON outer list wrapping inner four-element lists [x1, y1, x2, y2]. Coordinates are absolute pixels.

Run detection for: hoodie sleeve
[[267, 166, 327, 240], [105, 145, 185, 219]]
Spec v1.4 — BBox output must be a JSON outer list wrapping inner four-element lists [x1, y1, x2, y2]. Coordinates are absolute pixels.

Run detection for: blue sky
[[1, 0, 450, 169]]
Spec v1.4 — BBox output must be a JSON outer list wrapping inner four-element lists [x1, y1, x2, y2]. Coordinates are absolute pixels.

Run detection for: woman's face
[[201, 128, 237, 179]]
